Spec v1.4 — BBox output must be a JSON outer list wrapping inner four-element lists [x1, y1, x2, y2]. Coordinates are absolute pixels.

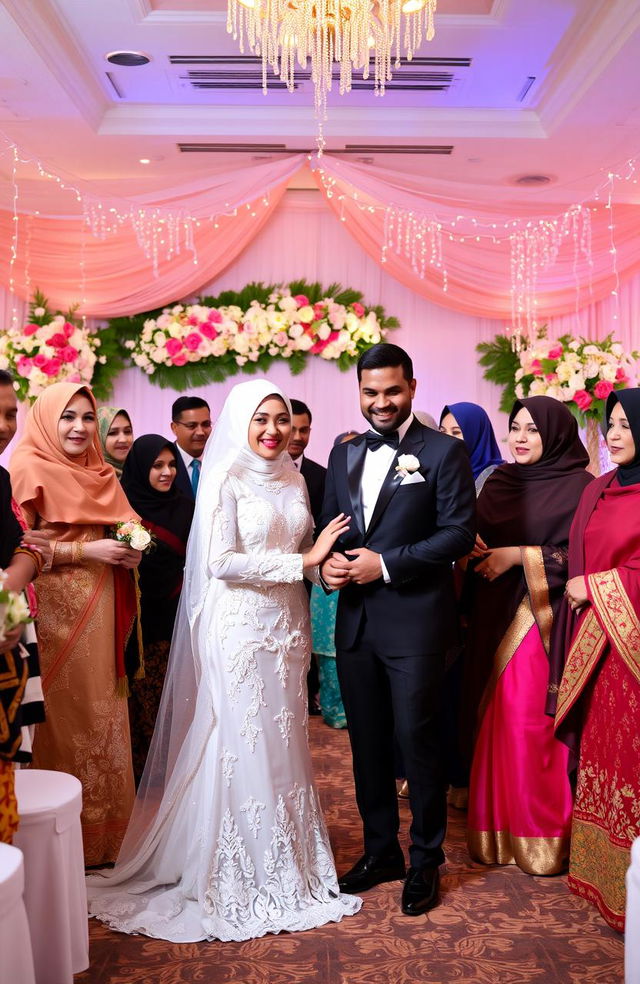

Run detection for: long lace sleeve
[[208, 478, 304, 585]]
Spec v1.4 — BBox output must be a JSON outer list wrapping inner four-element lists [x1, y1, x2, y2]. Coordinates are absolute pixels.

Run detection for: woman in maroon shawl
[[551, 389, 640, 931], [465, 396, 592, 875]]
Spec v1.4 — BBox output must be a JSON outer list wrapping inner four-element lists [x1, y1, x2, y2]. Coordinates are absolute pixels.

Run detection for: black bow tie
[[365, 430, 399, 452]]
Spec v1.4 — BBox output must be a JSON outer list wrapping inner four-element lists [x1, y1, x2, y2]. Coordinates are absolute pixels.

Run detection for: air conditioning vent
[[344, 144, 454, 155]]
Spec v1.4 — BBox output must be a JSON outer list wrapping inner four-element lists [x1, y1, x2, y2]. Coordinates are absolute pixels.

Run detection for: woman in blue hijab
[[440, 402, 503, 493]]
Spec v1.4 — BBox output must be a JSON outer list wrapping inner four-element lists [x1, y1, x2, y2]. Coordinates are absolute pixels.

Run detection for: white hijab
[[90, 378, 295, 879]]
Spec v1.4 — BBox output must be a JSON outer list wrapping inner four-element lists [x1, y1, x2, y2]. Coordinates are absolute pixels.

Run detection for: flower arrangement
[[0, 570, 32, 645], [0, 291, 122, 403], [477, 329, 638, 423], [113, 280, 398, 390], [114, 521, 153, 552]]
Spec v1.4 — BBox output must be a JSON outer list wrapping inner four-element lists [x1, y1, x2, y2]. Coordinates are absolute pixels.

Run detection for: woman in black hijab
[[121, 435, 194, 782], [464, 396, 592, 876], [550, 388, 640, 931]]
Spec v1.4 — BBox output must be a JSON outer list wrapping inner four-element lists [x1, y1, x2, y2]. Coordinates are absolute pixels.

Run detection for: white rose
[[610, 342, 623, 357], [297, 305, 314, 323], [0, 356, 9, 370], [233, 334, 250, 355], [130, 529, 151, 551], [317, 323, 331, 341], [529, 379, 548, 396], [153, 331, 166, 347], [582, 344, 600, 356], [601, 363, 617, 382], [288, 324, 304, 339], [396, 454, 420, 473], [296, 334, 314, 351], [33, 307, 46, 317]]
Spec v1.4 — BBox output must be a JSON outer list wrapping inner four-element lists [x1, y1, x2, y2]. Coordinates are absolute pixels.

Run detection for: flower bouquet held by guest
[[121, 436, 194, 783], [465, 396, 592, 875], [87, 379, 361, 942], [10, 383, 142, 866], [97, 406, 134, 478], [551, 389, 640, 932]]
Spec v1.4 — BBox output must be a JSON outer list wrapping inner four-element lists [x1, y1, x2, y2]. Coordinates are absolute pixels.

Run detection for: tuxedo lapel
[[365, 419, 426, 538], [346, 437, 367, 535]]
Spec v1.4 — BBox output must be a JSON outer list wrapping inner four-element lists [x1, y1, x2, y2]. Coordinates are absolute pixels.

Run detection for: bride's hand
[[303, 514, 351, 568]]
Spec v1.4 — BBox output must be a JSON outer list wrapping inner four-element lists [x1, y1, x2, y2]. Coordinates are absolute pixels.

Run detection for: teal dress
[[310, 585, 346, 729]]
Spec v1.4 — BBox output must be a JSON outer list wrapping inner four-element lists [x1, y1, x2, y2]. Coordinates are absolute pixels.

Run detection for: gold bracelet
[[71, 541, 85, 564]]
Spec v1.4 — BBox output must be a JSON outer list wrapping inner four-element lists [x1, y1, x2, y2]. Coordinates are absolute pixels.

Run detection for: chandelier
[[227, 0, 438, 139]]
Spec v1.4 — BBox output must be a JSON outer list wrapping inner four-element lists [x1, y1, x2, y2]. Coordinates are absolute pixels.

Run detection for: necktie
[[191, 458, 201, 496], [365, 430, 399, 452]]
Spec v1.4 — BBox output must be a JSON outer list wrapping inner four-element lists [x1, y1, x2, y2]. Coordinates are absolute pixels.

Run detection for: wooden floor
[[79, 717, 625, 984]]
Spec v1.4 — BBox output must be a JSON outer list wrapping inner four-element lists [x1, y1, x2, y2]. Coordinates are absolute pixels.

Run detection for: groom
[[320, 343, 476, 915]]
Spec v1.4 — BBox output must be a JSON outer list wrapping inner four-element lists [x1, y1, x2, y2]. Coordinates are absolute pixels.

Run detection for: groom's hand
[[321, 552, 351, 589], [345, 548, 382, 585]]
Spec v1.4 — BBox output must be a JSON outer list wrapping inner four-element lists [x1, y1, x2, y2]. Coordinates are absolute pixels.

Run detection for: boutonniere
[[395, 453, 420, 478]]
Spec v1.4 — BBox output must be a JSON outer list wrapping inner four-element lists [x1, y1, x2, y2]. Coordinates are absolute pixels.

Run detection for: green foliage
[[476, 335, 520, 413]]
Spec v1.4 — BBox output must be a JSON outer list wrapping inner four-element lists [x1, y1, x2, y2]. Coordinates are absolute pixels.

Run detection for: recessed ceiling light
[[512, 173, 554, 187], [139, 158, 151, 164], [105, 51, 151, 67]]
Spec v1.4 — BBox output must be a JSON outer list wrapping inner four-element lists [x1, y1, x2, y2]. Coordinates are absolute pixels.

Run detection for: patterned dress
[[87, 464, 361, 942]]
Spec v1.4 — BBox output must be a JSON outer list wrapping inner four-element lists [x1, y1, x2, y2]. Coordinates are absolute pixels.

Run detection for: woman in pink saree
[[551, 388, 640, 931], [465, 397, 592, 875]]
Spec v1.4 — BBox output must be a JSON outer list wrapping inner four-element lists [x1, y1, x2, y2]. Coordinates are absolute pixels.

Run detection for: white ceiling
[[1, 0, 640, 207]]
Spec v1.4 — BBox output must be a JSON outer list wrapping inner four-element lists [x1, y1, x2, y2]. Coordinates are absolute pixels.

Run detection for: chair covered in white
[[14, 769, 89, 984], [0, 841, 35, 984], [627, 837, 640, 984]]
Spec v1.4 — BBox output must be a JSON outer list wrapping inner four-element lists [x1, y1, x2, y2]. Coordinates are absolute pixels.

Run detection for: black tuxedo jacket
[[173, 442, 195, 500], [320, 418, 476, 655], [299, 456, 327, 529]]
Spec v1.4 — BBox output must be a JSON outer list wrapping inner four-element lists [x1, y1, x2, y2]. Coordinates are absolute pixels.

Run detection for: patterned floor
[[79, 718, 624, 984]]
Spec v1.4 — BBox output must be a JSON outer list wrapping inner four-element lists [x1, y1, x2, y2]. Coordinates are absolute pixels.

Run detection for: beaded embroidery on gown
[[87, 381, 361, 942]]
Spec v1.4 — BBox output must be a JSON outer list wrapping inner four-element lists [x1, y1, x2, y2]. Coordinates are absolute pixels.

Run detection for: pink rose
[[32, 353, 48, 368], [23, 323, 40, 337], [47, 333, 67, 349], [530, 359, 543, 375], [184, 332, 203, 352], [60, 345, 79, 363], [16, 356, 33, 377], [352, 302, 365, 318], [41, 358, 62, 377], [294, 294, 309, 307], [573, 389, 593, 411], [199, 323, 218, 340], [313, 302, 326, 320], [187, 314, 199, 326], [171, 352, 188, 367], [547, 345, 563, 359], [63, 322, 75, 339], [615, 367, 629, 383], [545, 373, 557, 383], [165, 338, 183, 357], [310, 338, 329, 354], [208, 309, 223, 323], [593, 380, 614, 400]]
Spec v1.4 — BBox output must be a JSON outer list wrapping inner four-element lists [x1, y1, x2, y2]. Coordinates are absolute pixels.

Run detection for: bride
[[87, 379, 362, 942]]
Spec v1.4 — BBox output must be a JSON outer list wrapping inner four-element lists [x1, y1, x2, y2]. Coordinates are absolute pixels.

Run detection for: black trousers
[[337, 620, 447, 869]]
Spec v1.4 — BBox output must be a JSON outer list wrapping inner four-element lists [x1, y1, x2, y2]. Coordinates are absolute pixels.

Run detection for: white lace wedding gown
[[87, 463, 361, 942]]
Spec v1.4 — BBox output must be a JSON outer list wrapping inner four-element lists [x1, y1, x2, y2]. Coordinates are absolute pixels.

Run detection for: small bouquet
[[0, 569, 32, 646], [114, 521, 153, 552]]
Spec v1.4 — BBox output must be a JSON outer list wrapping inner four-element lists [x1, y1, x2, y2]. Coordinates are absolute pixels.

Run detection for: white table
[[0, 841, 35, 984], [627, 837, 640, 984], [14, 769, 89, 984]]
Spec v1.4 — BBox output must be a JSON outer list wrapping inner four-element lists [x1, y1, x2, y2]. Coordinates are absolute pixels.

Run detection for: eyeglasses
[[174, 420, 212, 431]]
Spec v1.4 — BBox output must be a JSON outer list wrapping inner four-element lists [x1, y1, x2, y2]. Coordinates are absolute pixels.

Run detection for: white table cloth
[[626, 837, 640, 984], [14, 770, 89, 984], [0, 841, 35, 984]]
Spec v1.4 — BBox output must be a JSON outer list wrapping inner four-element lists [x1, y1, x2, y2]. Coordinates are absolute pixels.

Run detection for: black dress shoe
[[401, 866, 440, 916], [338, 851, 406, 894]]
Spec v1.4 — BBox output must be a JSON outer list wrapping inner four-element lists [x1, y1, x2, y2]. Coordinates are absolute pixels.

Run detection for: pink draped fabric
[[310, 157, 640, 320], [467, 623, 573, 874], [0, 156, 305, 317]]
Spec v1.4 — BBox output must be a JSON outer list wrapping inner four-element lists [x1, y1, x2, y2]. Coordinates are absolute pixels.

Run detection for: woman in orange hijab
[[11, 382, 142, 866]]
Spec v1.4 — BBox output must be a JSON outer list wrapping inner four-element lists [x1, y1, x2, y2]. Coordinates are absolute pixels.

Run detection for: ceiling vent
[[512, 174, 554, 187], [105, 51, 151, 67], [178, 142, 454, 155], [344, 144, 453, 155]]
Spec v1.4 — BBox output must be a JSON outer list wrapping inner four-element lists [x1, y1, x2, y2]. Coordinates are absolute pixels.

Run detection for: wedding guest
[[465, 396, 592, 875], [321, 342, 476, 916], [414, 410, 438, 430], [439, 401, 505, 806], [310, 429, 359, 729], [170, 396, 212, 499], [87, 379, 361, 941], [0, 370, 44, 844], [551, 389, 640, 932], [288, 399, 327, 527], [121, 435, 194, 783], [10, 382, 142, 866], [98, 406, 134, 478], [439, 402, 504, 494]]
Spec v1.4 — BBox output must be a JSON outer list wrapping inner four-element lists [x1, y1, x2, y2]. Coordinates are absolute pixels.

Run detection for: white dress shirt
[[360, 413, 414, 582]]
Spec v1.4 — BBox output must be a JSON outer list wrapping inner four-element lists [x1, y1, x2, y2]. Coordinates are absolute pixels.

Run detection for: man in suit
[[170, 396, 212, 499], [288, 399, 327, 528], [320, 342, 475, 915]]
